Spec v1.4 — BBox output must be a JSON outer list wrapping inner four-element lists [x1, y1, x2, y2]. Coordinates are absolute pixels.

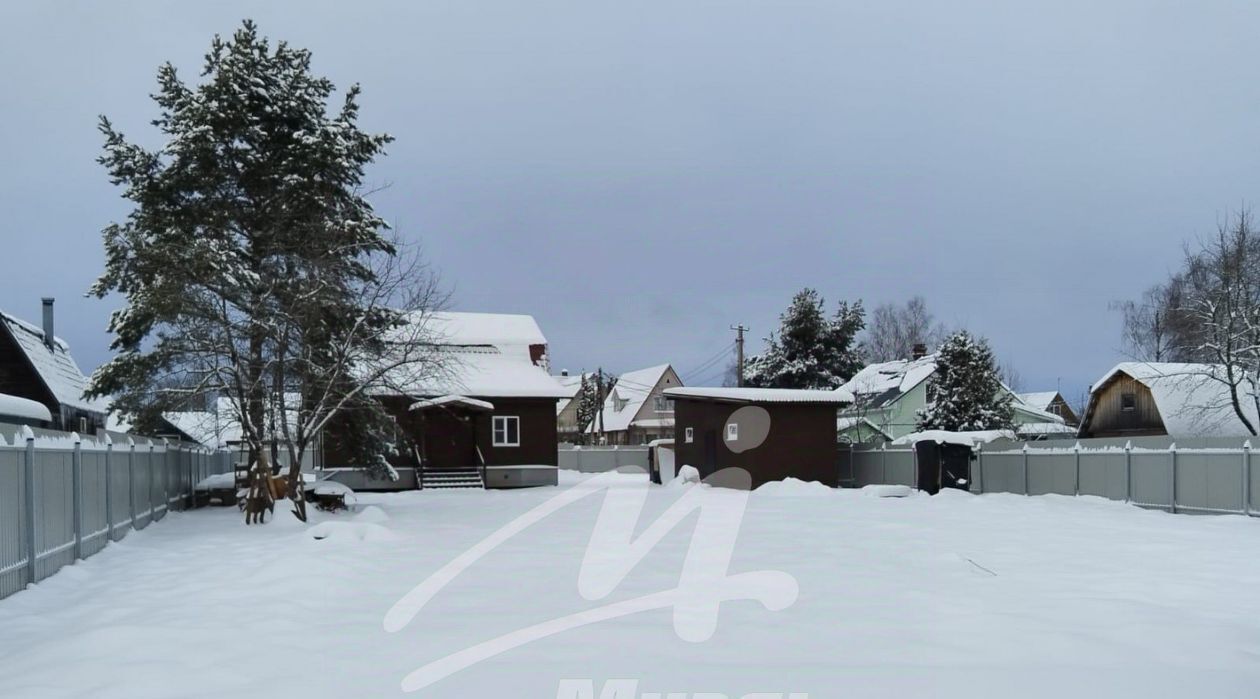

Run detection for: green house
[[836, 354, 1068, 444]]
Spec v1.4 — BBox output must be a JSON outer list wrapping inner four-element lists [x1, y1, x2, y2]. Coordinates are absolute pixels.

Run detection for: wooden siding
[[672, 398, 839, 488], [1080, 374, 1166, 438]]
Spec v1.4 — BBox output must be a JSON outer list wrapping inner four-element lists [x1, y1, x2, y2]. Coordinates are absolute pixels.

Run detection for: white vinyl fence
[[0, 427, 230, 601], [558, 446, 650, 473], [840, 437, 1259, 517]]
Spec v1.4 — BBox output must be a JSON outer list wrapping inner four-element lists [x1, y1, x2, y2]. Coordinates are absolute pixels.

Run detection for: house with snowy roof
[[0, 299, 108, 432], [554, 371, 592, 443], [588, 364, 683, 445], [1078, 362, 1260, 439], [1017, 391, 1079, 426], [836, 351, 1068, 443], [156, 394, 317, 470], [325, 311, 569, 489]]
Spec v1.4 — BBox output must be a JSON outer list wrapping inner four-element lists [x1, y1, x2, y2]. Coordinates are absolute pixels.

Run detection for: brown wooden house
[[325, 312, 569, 489], [664, 387, 853, 488], [1078, 362, 1259, 439], [0, 299, 107, 432], [1017, 391, 1079, 426]]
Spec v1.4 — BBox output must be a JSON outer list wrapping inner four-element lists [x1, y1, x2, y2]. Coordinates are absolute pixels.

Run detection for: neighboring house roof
[[838, 355, 938, 410], [162, 395, 306, 448], [592, 364, 674, 433], [1017, 391, 1061, 412], [0, 311, 109, 415], [666, 386, 854, 404], [1086, 362, 1260, 438], [554, 373, 589, 415], [836, 416, 891, 439]]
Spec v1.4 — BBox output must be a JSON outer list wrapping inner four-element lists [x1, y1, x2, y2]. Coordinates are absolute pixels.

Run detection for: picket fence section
[[0, 428, 230, 601]]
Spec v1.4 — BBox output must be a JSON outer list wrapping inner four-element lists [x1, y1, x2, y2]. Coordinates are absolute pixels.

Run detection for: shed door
[[702, 429, 718, 479]]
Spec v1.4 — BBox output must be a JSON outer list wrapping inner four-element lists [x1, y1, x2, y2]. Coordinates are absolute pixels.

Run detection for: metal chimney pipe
[[41, 298, 55, 350]]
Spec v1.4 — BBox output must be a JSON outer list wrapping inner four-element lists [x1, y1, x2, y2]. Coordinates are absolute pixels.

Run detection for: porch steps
[[421, 466, 485, 490]]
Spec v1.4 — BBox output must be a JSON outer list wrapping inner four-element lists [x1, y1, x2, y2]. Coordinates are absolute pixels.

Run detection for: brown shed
[[663, 387, 853, 488]]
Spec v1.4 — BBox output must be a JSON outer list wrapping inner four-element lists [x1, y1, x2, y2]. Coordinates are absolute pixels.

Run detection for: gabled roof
[[1086, 362, 1260, 438], [1017, 391, 1061, 412], [554, 373, 590, 415], [592, 364, 675, 433], [838, 355, 937, 410], [666, 386, 854, 404], [0, 311, 108, 415]]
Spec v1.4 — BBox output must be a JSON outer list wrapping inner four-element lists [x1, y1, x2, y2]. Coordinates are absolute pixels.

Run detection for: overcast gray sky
[[3, 1, 1259, 402]]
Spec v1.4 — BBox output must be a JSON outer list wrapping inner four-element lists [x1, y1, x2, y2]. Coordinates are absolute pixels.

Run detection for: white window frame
[[685, 427, 694, 443], [654, 396, 675, 413], [492, 415, 521, 447], [726, 423, 739, 441]]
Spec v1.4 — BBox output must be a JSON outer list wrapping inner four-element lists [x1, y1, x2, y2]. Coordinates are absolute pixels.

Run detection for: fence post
[[1245, 440, 1252, 516], [1124, 441, 1132, 504], [1169, 442, 1178, 514], [974, 443, 983, 493], [149, 440, 157, 521], [104, 435, 114, 541], [1022, 442, 1030, 496], [880, 442, 888, 485], [127, 437, 136, 531], [187, 445, 194, 508], [22, 426, 37, 585], [1073, 441, 1081, 497], [72, 432, 83, 561]]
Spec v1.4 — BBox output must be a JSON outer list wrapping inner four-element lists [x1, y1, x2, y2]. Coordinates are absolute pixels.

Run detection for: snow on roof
[[592, 365, 675, 433], [162, 410, 229, 448], [1017, 391, 1060, 411], [1090, 362, 1260, 438], [0, 393, 53, 422], [422, 311, 547, 361], [0, 311, 108, 415], [1016, 422, 1078, 436], [629, 417, 675, 429], [409, 395, 495, 412], [836, 416, 890, 438], [665, 386, 855, 404], [892, 430, 1017, 447], [838, 355, 937, 410], [385, 348, 570, 399]]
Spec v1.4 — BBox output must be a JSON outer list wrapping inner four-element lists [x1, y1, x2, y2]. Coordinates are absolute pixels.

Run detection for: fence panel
[[33, 449, 76, 582], [884, 450, 916, 486], [1027, 451, 1076, 496], [981, 452, 1024, 494], [109, 446, 132, 538], [851, 450, 885, 487], [1129, 452, 1171, 509], [0, 447, 26, 598], [1176, 451, 1244, 514], [131, 446, 153, 530], [80, 449, 110, 557]]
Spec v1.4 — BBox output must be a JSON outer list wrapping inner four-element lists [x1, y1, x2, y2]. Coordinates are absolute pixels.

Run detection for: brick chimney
[[912, 343, 927, 359], [41, 298, 55, 350]]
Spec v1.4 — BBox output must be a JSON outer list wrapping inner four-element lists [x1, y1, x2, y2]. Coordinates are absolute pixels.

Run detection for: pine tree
[[573, 374, 600, 445], [745, 289, 865, 389], [89, 21, 441, 518], [916, 330, 1014, 432]]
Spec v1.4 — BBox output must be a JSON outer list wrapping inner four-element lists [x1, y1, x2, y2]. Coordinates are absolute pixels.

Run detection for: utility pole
[[596, 367, 606, 444], [730, 324, 748, 387]]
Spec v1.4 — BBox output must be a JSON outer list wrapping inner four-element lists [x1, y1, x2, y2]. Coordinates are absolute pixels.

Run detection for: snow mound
[[353, 506, 389, 523], [754, 478, 832, 497], [307, 521, 398, 543], [933, 487, 974, 499], [668, 465, 701, 488], [195, 473, 236, 491], [311, 480, 359, 506], [862, 484, 913, 498]]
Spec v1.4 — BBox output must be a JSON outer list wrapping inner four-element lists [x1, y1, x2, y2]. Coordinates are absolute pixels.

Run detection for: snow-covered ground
[[1, 470, 1259, 698]]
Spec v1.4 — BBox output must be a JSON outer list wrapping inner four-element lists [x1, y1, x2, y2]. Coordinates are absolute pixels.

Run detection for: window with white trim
[[492, 416, 520, 447], [685, 427, 694, 443], [653, 396, 674, 412], [726, 423, 739, 441]]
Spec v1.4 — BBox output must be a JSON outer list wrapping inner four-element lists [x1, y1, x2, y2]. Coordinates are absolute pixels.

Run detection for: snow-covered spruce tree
[[572, 374, 600, 445], [916, 330, 1013, 432], [89, 21, 443, 521], [745, 289, 865, 389]]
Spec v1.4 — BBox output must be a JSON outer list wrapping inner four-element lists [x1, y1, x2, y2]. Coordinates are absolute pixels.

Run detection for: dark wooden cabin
[[0, 300, 107, 433], [664, 387, 853, 488]]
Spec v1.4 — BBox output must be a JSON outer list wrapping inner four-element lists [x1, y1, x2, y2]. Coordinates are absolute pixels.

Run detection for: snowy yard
[[1, 471, 1259, 698]]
